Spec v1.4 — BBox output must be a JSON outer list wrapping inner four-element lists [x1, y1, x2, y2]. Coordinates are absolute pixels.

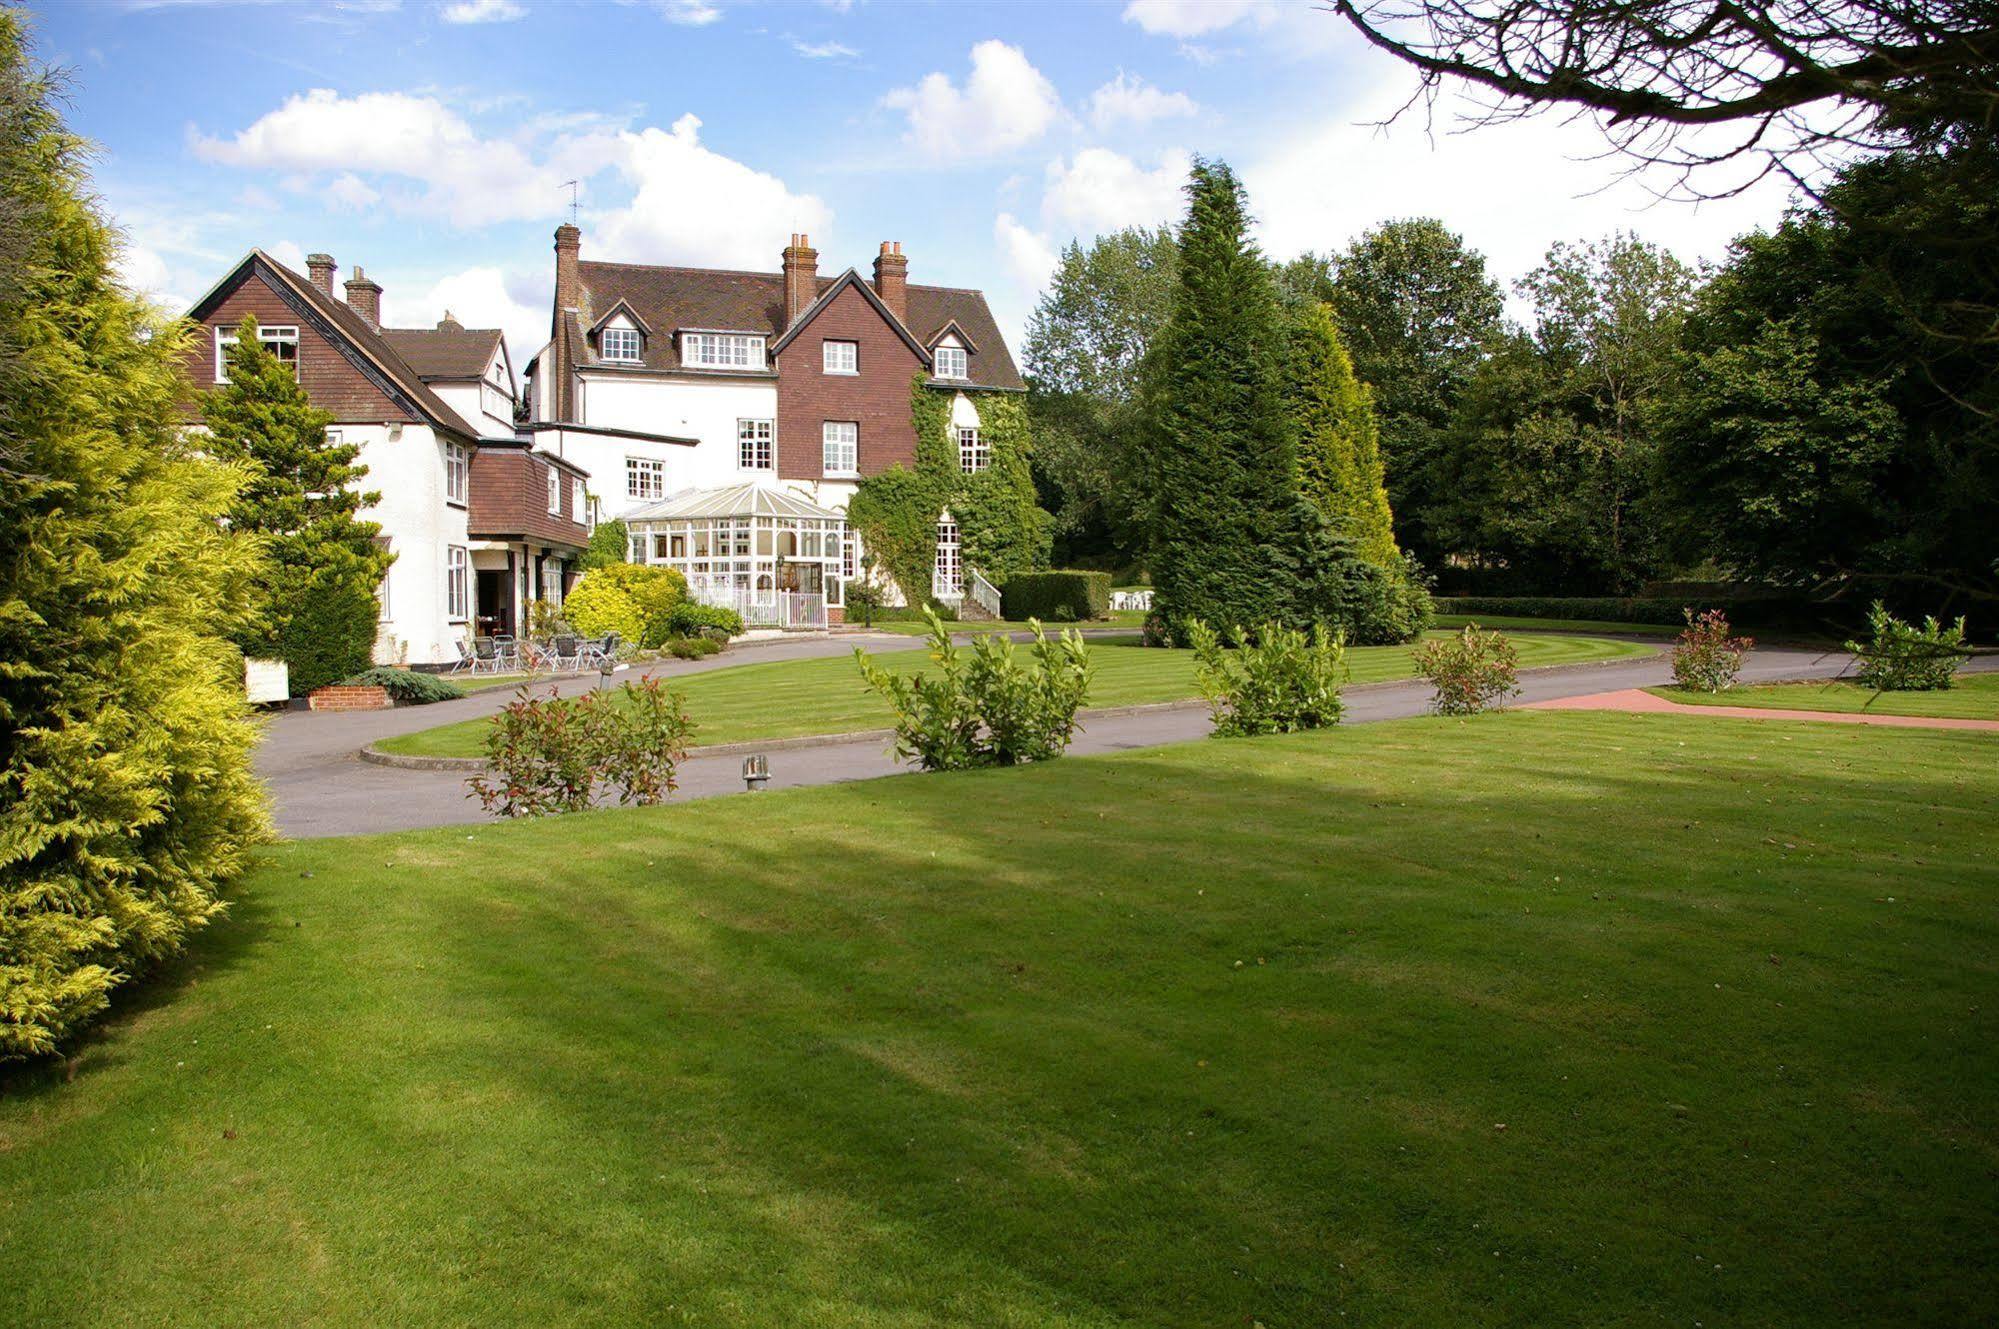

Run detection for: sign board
[[244, 657, 290, 704]]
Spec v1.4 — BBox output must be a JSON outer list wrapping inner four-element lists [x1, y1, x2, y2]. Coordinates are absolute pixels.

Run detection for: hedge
[[1002, 571, 1111, 623], [1434, 596, 1869, 634]]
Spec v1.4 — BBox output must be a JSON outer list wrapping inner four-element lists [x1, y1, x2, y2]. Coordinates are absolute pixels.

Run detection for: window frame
[[546, 466, 560, 515], [446, 545, 469, 622], [957, 426, 987, 474], [737, 418, 774, 471], [215, 324, 300, 384], [822, 339, 858, 375], [933, 518, 961, 597], [822, 420, 859, 477], [573, 477, 587, 524], [932, 345, 967, 380], [444, 440, 469, 506], [680, 331, 765, 370], [626, 455, 665, 501], [600, 326, 643, 364]]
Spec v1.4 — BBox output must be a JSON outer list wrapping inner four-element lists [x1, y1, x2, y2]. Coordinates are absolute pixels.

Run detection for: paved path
[[1528, 685, 1999, 731], [259, 634, 1909, 839]]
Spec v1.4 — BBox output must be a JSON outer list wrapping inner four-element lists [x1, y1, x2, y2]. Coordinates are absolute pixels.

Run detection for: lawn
[[3, 713, 1994, 1326], [376, 632, 1652, 759], [1648, 672, 1999, 720], [1432, 613, 1679, 636], [868, 609, 1149, 634]]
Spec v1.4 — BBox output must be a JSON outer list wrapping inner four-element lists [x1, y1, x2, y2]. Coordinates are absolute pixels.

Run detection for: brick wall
[[776, 282, 925, 482], [180, 268, 413, 423], [307, 684, 391, 711], [468, 445, 591, 547]]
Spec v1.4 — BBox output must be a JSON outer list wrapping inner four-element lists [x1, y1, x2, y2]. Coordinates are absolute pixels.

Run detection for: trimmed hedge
[[1434, 596, 1866, 634], [1002, 571, 1111, 623]]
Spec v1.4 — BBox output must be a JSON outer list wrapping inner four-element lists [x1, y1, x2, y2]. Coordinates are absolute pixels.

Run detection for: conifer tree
[[1288, 302, 1400, 568], [0, 15, 270, 1059], [1143, 160, 1299, 642], [201, 315, 392, 692]]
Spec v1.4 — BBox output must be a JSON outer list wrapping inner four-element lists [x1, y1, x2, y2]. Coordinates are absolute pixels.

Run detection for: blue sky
[[36, 0, 1800, 366]]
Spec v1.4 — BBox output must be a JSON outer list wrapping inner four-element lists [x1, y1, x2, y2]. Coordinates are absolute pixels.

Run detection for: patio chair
[[471, 636, 499, 674], [451, 638, 478, 673], [493, 634, 520, 672], [552, 634, 581, 670]]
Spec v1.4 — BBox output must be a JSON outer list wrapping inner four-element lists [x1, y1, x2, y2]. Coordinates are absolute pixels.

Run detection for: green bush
[[276, 567, 380, 694], [340, 667, 467, 704], [855, 608, 1093, 769], [1001, 571, 1111, 622], [844, 578, 887, 626], [1189, 620, 1347, 736], [563, 564, 687, 649], [1433, 595, 1857, 634], [1847, 602, 1969, 690], [1670, 609, 1753, 692], [578, 517, 628, 571], [1, 16, 270, 1059], [1413, 626, 1521, 715], [469, 678, 693, 818], [665, 601, 744, 641], [665, 636, 721, 660]]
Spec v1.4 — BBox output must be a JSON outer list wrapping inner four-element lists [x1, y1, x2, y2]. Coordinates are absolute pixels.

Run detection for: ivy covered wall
[[845, 376, 1050, 606]]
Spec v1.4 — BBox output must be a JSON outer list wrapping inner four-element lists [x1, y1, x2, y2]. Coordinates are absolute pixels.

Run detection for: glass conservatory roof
[[624, 482, 845, 524]]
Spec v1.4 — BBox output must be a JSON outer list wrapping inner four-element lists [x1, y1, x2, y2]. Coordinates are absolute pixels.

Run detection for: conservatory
[[624, 482, 852, 630]]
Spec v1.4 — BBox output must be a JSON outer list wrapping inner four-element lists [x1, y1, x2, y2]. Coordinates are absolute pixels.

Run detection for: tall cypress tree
[[1144, 160, 1299, 641], [0, 15, 270, 1059], [1288, 302, 1399, 568], [202, 316, 392, 692]]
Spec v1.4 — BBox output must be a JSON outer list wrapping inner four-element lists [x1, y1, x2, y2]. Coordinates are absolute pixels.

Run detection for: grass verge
[[3, 712, 1993, 1325], [1646, 672, 1998, 719], [375, 632, 1651, 759]]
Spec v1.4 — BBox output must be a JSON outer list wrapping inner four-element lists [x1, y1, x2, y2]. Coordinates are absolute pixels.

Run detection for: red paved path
[[1524, 687, 1999, 732]]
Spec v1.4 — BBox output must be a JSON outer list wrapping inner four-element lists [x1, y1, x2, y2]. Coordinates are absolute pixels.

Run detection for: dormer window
[[682, 332, 764, 370], [933, 345, 967, 380], [601, 326, 642, 363]]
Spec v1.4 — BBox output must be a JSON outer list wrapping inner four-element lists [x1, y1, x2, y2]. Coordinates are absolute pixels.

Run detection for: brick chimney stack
[[872, 240, 907, 325], [307, 252, 336, 295], [782, 233, 818, 326], [344, 267, 382, 329], [554, 223, 582, 313]]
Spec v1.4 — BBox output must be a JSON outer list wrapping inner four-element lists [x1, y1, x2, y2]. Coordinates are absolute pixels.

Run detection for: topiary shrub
[[564, 564, 687, 649], [1847, 602, 1970, 690], [1670, 609, 1753, 692], [1189, 619, 1347, 736], [1002, 570, 1111, 622], [1413, 625, 1521, 715], [855, 608, 1093, 769], [340, 667, 467, 704]]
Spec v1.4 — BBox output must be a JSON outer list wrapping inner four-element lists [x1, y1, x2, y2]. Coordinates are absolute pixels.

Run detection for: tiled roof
[[379, 325, 503, 382], [571, 259, 1023, 389], [624, 481, 846, 523]]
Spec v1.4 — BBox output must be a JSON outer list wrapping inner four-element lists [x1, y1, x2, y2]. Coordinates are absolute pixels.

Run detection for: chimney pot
[[344, 267, 383, 329], [782, 232, 819, 327], [872, 240, 909, 325], [307, 252, 336, 295]]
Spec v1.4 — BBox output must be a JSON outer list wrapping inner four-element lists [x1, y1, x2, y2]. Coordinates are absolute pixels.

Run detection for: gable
[[183, 263, 411, 424]]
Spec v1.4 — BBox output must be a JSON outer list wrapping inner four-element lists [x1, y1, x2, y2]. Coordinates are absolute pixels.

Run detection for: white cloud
[[1245, 86, 1797, 294], [1122, 0, 1272, 38], [994, 212, 1060, 295], [325, 172, 381, 209], [1042, 147, 1191, 239], [790, 37, 858, 59], [591, 114, 832, 269], [387, 265, 549, 365], [882, 40, 1064, 163], [1087, 72, 1198, 130], [440, 0, 524, 22], [649, 0, 720, 24]]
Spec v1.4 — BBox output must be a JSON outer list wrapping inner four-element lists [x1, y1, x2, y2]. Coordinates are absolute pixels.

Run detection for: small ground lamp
[[742, 753, 770, 792]]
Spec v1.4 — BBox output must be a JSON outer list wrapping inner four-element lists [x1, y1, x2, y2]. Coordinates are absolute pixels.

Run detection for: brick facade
[[467, 444, 590, 547], [307, 684, 391, 712], [774, 282, 925, 482], [182, 267, 414, 424]]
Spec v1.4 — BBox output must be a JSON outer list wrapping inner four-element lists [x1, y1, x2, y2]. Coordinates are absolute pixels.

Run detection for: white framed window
[[600, 326, 642, 363], [573, 478, 587, 522], [933, 518, 961, 597], [546, 466, 560, 514], [822, 421, 858, 476], [841, 530, 858, 581], [933, 345, 967, 379], [822, 339, 858, 375], [446, 545, 469, 621], [325, 427, 344, 448], [541, 560, 563, 606], [444, 440, 469, 505], [738, 418, 773, 470], [681, 332, 764, 369], [627, 456, 665, 500], [481, 378, 512, 423], [215, 324, 299, 383], [957, 426, 987, 473]]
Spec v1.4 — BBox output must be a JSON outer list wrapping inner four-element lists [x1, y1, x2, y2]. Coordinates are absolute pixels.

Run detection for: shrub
[[564, 563, 688, 649], [578, 517, 628, 571], [1413, 625, 1521, 715], [275, 567, 380, 694], [469, 679, 694, 817], [1188, 620, 1347, 737], [844, 578, 888, 626], [1002, 570, 1111, 622], [1847, 602, 1969, 690], [1670, 609, 1753, 692], [666, 636, 721, 660], [527, 598, 567, 640], [665, 600, 744, 641], [855, 608, 1092, 770], [340, 667, 467, 704]]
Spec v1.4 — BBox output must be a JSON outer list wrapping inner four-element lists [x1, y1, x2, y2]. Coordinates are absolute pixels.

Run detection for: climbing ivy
[[847, 374, 1050, 606]]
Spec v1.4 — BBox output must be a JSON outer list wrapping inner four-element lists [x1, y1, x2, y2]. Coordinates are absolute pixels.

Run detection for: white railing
[[966, 566, 1003, 620], [1110, 589, 1153, 612], [689, 582, 826, 630]]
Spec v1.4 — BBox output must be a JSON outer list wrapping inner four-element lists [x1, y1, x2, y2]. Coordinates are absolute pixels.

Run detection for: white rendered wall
[[565, 372, 780, 520], [348, 422, 469, 667]]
